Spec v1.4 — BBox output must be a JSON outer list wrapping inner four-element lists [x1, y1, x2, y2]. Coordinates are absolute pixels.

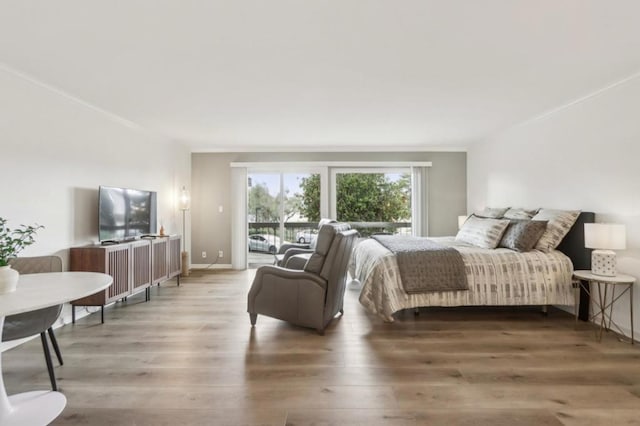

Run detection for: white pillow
[[455, 215, 510, 249], [532, 209, 580, 252]]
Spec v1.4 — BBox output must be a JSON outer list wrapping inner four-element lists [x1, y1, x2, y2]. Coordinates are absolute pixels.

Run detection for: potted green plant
[[0, 218, 44, 294]]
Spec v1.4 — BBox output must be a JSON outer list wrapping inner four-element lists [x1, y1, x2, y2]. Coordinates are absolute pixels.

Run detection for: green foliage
[[249, 173, 411, 228], [298, 175, 321, 222], [299, 173, 411, 223], [248, 181, 303, 223], [248, 182, 278, 222], [0, 218, 44, 267]]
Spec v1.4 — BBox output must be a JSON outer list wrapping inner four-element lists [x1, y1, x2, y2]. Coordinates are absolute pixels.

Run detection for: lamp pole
[[182, 209, 187, 252], [180, 186, 190, 277]]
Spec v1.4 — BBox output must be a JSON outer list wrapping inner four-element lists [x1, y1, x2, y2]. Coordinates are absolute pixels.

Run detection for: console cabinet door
[[152, 239, 168, 283], [105, 245, 131, 303], [168, 235, 182, 279], [70, 244, 131, 306], [131, 240, 152, 292]]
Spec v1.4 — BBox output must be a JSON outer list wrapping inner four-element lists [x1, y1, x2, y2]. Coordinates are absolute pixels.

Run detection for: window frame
[[230, 161, 431, 269]]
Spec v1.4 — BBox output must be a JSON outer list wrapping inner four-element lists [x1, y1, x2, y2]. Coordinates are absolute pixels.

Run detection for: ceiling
[[1, 1, 640, 152]]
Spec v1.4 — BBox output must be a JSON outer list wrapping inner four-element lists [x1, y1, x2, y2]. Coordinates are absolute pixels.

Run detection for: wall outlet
[[201, 251, 207, 258], [218, 250, 224, 258]]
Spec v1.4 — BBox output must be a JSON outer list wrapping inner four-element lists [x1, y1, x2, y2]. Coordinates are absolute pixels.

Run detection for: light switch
[[218, 205, 224, 213]]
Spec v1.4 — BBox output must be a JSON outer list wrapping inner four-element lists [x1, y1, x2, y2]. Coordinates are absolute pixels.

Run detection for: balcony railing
[[248, 221, 412, 244]]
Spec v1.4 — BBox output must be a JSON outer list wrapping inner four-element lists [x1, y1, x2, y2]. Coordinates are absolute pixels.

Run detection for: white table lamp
[[584, 223, 626, 276]]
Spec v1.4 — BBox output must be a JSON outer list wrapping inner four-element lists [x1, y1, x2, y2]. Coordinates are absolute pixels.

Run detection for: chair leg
[[316, 328, 325, 336], [40, 332, 58, 391], [249, 313, 257, 326], [47, 328, 64, 365]]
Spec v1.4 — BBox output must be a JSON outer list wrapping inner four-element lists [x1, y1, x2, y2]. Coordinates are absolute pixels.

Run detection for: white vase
[[0, 265, 19, 294]]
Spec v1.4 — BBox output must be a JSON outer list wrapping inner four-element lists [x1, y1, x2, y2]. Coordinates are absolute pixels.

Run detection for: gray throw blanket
[[372, 235, 468, 293]]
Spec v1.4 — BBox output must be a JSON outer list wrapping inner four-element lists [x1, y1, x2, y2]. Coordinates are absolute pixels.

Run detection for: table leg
[[631, 285, 635, 345], [0, 317, 11, 419], [597, 282, 606, 342], [574, 280, 579, 324], [608, 285, 616, 331]]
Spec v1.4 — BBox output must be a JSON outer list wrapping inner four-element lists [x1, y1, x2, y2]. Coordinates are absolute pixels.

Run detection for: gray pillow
[[455, 215, 510, 249], [503, 208, 539, 220], [474, 207, 509, 219], [499, 220, 548, 252], [533, 209, 580, 252]]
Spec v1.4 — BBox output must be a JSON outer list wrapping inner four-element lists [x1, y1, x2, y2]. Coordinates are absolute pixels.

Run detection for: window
[[231, 162, 430, 269], [331, 168, 412, 236]]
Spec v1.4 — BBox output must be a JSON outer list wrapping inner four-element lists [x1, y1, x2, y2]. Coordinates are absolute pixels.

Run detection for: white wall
[[0, 66, 191, 326], [468, 75, 640, 342]]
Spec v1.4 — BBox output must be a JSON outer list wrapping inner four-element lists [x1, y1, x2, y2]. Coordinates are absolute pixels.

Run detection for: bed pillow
[[503, 208, 539, 220], [499, 220, 548, 252], [455, 215, 510, 249], [474, 207, 509, 219], [532, 209, 580, 252]]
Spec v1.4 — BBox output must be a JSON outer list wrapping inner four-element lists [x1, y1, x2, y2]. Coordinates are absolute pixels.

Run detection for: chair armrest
[[283, 247, 313, 257], [280, 247, 313, 266], [284, 254, 310, 270], [253, 266, 326, 288], [277, 242, 311, 254]]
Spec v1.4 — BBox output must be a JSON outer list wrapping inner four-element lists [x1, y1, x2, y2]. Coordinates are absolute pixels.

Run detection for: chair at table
[[248, 223, 358, 334], [2, 256, 64, 391]]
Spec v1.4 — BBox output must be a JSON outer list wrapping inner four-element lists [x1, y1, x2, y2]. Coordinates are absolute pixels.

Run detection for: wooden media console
[[70, 235, 181, 322]]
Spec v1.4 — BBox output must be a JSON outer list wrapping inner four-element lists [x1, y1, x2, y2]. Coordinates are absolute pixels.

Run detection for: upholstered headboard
[[556, 211, 595, 321], [556, 211, 595, 270]]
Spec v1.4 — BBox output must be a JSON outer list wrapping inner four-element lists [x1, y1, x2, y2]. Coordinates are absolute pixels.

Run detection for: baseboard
[[190, 263, 233, 269]]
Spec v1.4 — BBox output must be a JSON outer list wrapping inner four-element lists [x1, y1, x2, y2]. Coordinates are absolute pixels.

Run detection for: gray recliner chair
[[2, 256, 64, 391], [275, 218, 337, 268], [248, 223, 358, 334]]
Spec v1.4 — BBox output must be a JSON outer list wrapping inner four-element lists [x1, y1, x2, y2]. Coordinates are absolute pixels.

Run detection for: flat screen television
[[98, 186, 157, 242]]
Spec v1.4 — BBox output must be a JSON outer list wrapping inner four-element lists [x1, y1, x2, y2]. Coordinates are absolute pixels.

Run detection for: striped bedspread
[[352, 236, 575, 322]]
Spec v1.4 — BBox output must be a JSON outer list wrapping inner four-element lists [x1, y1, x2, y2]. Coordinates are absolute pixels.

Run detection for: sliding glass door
[[247, 171, 321, 267], [233, 162, 428, 269]]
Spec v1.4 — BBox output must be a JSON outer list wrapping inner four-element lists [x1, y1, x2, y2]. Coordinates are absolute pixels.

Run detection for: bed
[[351, 211, 594, 322]]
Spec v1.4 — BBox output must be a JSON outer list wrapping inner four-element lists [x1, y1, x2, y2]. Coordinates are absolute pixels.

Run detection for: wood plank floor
[[3, 269, 640, 426]]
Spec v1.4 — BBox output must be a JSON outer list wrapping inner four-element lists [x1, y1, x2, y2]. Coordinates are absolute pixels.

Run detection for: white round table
[[0, 271, 112, 426]]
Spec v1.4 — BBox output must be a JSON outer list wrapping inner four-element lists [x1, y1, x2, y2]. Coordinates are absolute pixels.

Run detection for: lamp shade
[[584, 223, 626, 250], [179, 186, 190, 211]]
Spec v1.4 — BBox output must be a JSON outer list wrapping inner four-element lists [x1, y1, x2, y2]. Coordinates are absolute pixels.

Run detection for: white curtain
[[411, 166, 429, 237], [230, 167, 247, 270]]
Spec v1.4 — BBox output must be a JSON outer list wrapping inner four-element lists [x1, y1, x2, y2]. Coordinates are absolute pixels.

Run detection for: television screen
[[99, 186, 157, 242]]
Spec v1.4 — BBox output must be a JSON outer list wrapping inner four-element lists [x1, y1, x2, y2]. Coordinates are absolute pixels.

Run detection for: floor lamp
[[179, 186, 190, 277]]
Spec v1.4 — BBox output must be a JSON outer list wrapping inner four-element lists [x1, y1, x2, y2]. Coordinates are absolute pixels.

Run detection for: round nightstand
[[573, 270, 635, 344]]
